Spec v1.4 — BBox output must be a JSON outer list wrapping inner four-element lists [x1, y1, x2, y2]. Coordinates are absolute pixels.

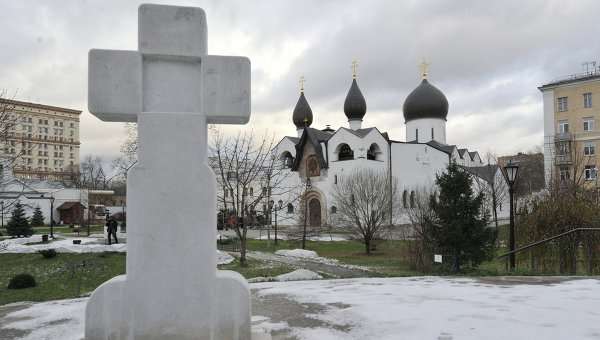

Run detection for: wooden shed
[[57, 202, 86, 224]]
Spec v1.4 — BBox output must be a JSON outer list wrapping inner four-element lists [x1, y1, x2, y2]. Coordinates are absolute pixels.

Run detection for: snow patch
[[248, 269, 322, 283], [275, 249, 319, 259], [217, 250, 235, 265]]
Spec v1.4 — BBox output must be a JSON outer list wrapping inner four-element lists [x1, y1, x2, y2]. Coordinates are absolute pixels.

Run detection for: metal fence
[[498, 228, 600, 275]]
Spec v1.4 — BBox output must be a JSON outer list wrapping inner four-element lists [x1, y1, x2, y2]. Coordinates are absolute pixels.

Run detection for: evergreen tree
[[7, 203, 34, 237], [31, 206, 44, 226], [426, 160, 497, 272]]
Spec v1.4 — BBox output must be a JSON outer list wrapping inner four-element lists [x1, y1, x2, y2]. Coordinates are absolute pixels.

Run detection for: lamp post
[[302, 177, 312, 250], [274, 199, 283, 246], [50, 196, 55, 239], [594, 168, 598, 206], [267, 200, 273, 248], [503, 160, 519, 271]]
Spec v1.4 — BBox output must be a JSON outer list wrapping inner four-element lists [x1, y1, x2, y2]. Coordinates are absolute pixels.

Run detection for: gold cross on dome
[[303, 117, 309, 126], [299, 76, 306, 92], [420, 57, 430, 79], [351, 60, 358, 79]]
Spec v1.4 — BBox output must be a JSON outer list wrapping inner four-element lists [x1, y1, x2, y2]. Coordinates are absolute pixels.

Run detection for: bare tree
[[331, 168, 401, 255], [0, 90, 40, 183], [208, 127, 297, 265], [401, 185, 437, 250], [112, 123, 138, 179]]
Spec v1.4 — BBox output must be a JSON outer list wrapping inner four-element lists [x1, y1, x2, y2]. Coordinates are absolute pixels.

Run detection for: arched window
[[287, 203, 294, 213], [338, 144, 354, 161], [331, 206, 337, 214], [402, 190, 408, 208], [367, 143, 380, 160], [281, 151, 294, 168], [410, 191, 415, 208]]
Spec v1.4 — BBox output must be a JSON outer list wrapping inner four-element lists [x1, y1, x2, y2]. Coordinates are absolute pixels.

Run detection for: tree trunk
[[365, 238, 371, 255]]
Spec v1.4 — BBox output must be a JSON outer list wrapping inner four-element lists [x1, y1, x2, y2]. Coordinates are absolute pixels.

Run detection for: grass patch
[[0, 252, 126, 306], [218, 256, 297, 279]]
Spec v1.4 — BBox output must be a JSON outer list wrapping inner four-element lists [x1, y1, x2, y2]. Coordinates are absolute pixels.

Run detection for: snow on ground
[[275, 249, 319, 259], [0, 236, 235, 265], [248, 269, 322, 283], [1, 277, 599, 340], [0, 236, 126, 254], [253, 235, 347, 242]]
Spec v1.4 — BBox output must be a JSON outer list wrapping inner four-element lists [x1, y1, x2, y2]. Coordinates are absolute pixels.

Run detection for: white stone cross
[[85, 4, 252, 340]]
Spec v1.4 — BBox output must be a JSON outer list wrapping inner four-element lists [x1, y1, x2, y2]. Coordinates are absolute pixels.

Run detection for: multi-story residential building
[[0, 99, 81, 180], [539, 62, 600, 187]]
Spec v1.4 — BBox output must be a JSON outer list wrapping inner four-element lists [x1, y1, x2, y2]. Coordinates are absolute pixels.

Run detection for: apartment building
[[539, 62, 600, 187], [0, 99, 81, 180]]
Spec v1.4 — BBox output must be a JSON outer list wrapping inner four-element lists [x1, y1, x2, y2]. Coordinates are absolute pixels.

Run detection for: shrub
[[69, 224, 74, 229], [7, 203, 34, 237], [8, 274, 37, 289], [38, 249, 57, 258], [73, 227, 81, 233], [31, 206, 44, 226]]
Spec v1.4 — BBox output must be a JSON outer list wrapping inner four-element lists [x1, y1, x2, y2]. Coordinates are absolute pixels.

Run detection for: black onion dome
[[344, 78, 367, 120], [292, 92, 313, 128], [403, 79, 449, 122]]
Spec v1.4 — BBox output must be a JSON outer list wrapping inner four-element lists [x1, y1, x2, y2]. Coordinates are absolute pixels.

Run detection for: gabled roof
[[461, 164, 500, 184], [458, 148, 468, 158], [469, 151, 479, 162], [57, 202, 87, 210], [291, 128, 329, 171], [426, 140, 457, 155]]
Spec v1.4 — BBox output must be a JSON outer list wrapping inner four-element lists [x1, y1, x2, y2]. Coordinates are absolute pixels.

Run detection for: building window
[[584, 166, 597, 180], [224, 188, 228, 197], [249, 187, 253, 196], [559, 167, 570, 181], [402, 190, 408, 208], [431, 128, 434, 140], [557, 97, 568, 111], [334, 175, 338, 184], [584, 141, 595, 156], [558, 120, 569, 134], [583, 117, 594, 132], [338, 144, 354, 161], [584, 93, 592, 108], [410, 191, 415, 208], [331, 206, 337, 214], [287, 203, 294, 213]]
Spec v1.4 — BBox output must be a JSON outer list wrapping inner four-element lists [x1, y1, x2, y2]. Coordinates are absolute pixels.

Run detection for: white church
[[271, 68, 509, 227]]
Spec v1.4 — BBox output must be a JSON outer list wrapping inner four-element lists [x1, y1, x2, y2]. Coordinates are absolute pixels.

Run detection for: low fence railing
[[497, 228, 600, 275]]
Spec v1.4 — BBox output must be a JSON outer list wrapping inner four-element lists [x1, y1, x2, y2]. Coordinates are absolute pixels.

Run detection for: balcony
[[554, 132, 572, 142], [555, 154, 572, 165]]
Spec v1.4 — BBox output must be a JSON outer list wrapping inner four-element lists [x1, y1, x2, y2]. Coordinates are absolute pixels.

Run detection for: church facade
[[271, 69, 509, 227]]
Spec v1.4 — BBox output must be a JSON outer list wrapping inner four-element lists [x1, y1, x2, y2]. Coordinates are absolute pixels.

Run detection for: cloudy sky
[[1, 0, 599, 161]]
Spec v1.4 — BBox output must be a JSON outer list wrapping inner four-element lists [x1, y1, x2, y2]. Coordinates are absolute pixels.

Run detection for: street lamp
[[267, 200, 273, 248], [503, 160, 519, 271], [594, 168, 598, 206], [50, 196, 55, 239], [302, 177, 312, 249], [274, 199, 283, 246]]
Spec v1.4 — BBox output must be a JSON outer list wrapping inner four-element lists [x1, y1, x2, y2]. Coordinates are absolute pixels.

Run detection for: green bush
[[38, 249, 57, 259], [73, 227, 81, 233], [69, 224, 74, 229], [8, 273, 37, 289]]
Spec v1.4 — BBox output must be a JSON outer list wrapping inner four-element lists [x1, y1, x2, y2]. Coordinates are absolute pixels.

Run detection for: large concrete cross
[[85, 4, 252, 340]]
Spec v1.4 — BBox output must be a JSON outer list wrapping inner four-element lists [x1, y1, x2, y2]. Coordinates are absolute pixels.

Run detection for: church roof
[[462, 164, 500, 184], [344, 78, 367, 121], [292, 92, 313, 128], [458, 148, 468, 158], [291, 127, 328, 171], [403, 79, 449, 123], [426, 140, 456, 155]]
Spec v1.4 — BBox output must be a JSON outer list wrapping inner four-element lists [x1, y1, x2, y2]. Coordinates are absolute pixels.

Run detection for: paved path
[[246, 251, 373, 278]]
